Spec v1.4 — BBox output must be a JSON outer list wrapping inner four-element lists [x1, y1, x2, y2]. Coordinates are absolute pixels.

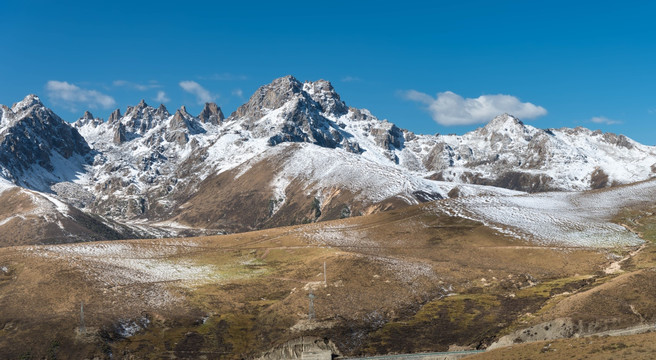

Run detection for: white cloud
[[113, 80, 160, 91], [179, 80, 215, 104], [155, 91, 170, 103], [590, 116, 621, 125], [231, 88, 244, 98], [401, 90, 547, 126], [46, 81, 116, 111]]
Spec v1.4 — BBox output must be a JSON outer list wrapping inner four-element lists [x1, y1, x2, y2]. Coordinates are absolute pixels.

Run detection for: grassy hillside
[[0, 201, 618, 359]]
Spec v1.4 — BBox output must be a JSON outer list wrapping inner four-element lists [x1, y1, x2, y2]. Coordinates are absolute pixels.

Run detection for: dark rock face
[[457, 171, 556, 193], [198, 102, 224, 125], [230, 76, 303, 123], [230, 76, 347, 149], [0, 95, 91, 189], [371, 123, 404, 150], [412, 190, 443, 202], [602, 133, 633, 149], [590, 168, 609, 189], [231, 75, 304, 122], [303, 79, 348, 116], [264, 98, 342, 148]]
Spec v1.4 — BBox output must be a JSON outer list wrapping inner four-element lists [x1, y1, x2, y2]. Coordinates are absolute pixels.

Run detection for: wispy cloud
[[590, 116, 621, 125], [155, 91, 170, 103], [341, 76, 361, 83], [179, 80, 216, 104], [46, 81, 116, 111], [199, 73, 248, 81], [401, 90, 547, 126], [113, 80, 160, 91], [231, 88, 244, 98]]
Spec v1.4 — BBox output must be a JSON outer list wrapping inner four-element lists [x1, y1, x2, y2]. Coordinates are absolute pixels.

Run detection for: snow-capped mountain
[[416, 114, 656, 191], [0, 95, 92, 191], [1, 75, 655, 244]]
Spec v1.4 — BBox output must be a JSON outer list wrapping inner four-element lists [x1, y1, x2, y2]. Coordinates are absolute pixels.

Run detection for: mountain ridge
[[1, 76, 655, 244]]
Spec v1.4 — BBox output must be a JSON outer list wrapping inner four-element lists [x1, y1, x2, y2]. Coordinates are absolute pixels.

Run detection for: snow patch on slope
[[437, 180, 656, 247], [34, 240, 216, 285], [0, 177, 15, 194]]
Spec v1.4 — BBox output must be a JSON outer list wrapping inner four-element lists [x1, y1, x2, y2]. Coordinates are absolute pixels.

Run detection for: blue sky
[[2, 1, 655, 144]]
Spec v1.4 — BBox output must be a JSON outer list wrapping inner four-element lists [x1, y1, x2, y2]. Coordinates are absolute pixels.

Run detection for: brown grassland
[[0, 198, 654, 359]]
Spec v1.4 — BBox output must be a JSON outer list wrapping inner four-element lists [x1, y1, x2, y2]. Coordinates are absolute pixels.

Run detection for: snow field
[[437, 181, 656, 247]]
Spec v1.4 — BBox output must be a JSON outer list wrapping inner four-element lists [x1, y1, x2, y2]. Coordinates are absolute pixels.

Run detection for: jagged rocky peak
[[124, 99, 151, 118], [230, 75, 351, 123], [121, 99, 166, 135], [228, 76, 353, 145], [303, 79, 348, 116], [156, 104, 170, 118], [108, 108, 122, 124], [74, 110, 103, 128], [165, 107, 194, 145], [167, 106, 205, 143], [5, 94, 63, 127], [230, 75, 304, 121], [170, 106, 192, 126], [198, 102, 224, 125], [10, 94, 44, 113], [0, 94, 91, 190]]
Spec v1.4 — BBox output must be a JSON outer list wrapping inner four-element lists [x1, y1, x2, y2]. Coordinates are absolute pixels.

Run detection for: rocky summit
[[0, 76, 655, 245]]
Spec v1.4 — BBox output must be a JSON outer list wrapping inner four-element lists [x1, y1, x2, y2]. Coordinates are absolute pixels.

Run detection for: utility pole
[[308, 290, 316, 321], [80, 301, 86, 334]]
